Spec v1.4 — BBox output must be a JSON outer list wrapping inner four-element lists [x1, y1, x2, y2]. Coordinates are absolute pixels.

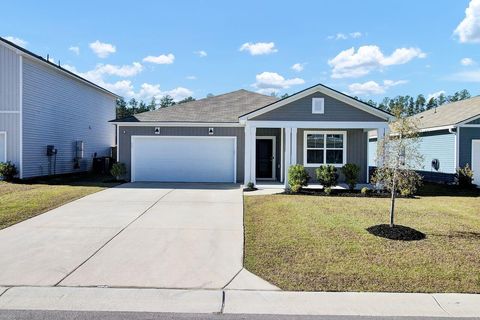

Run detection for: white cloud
[[186, 75, 197, 80], [461, 57, 475, 66], [69, 46, 80, 55], [427, 90, 446, 101], [89, 40, 116, 58], [143, 53, 175, 64], [4, 36, 27, 47], [454, 0, 480, 43], [239, 42, 278, 55], [328, 45, 426, 78], [164, 87, 194, 100], [291, 63, 305, 72], [327, 32, 363, 40], [348, 79, 407, 95], [252, 71, 304, 94], [64, 61, 191, 101], [194, 50, 207, 57], [350, 32, 362, 38]]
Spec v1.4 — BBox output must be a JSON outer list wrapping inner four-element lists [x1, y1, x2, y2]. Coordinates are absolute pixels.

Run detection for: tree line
[[356, 89, 471, 116], [116, 95, 196, 119]]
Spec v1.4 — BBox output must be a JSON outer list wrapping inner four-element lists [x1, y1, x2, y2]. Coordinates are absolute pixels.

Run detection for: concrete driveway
[[0, 183, 243, 289]]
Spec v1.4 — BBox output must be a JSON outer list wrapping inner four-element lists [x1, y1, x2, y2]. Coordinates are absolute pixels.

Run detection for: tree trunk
[[389, 171, 396, 228]]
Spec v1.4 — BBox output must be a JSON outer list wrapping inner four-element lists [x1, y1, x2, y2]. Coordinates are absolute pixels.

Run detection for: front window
[[304, 131, 346, 166]]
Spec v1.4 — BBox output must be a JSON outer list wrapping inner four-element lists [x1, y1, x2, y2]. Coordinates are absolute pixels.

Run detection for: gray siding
[[466, 118, 480, 125], [256, 128, 281, 180], [0, 113, 21, 166], [296, 129, 368, 183], [118, 126, 245, 183], [0, 44, 20, 111], [252, 92, 385, 122], [0, 43, 21, 168], [459, 127, 480, 168], [22, 57, 116, 178]]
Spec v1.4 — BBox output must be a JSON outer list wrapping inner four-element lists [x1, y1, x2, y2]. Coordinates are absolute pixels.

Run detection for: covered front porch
[[243, 121, 389, 187]]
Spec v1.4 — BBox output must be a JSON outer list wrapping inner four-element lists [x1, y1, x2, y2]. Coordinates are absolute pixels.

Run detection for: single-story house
[[112, 84, 392, 186], [0, 37, 118, 179], [369, 96, 480, 184]]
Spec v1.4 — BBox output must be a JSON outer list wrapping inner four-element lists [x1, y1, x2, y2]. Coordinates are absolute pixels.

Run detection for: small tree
[[288, 165, 309, 193], [110, 162, 126, 181], [315, 165, 338, 192], [0, 162, 18, 181], [372, 109, 423, 227], [456, 164, 474, 188], [341, 163, 360, 191]]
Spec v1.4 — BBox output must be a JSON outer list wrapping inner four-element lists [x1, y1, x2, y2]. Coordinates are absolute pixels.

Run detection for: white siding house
[[0, 37, 117, 179]]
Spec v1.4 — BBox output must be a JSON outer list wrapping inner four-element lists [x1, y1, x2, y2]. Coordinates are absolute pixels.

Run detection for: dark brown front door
[[256, 139, 274, 179]]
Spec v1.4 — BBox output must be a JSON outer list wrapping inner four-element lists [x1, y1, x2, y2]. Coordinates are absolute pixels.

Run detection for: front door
[[256, 138, 275, 179]]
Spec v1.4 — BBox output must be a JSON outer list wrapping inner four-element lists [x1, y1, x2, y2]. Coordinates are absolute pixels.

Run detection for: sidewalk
[[0, 286, 479, 317]]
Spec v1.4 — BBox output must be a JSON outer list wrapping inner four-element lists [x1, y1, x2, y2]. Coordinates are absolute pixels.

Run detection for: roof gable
[[240, 84, 392, 121]]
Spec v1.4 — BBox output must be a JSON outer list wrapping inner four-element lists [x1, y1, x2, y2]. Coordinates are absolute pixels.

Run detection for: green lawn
[[0, 174, 120, 229], [244, 184, 480, 293]]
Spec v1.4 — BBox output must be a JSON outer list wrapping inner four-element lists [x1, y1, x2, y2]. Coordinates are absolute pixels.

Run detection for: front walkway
[[0, 182, 273, 289]]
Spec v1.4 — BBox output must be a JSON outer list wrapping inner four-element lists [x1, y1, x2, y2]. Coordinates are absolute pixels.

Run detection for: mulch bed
[[284, 188, 413, 198], [366, 224, 426, 241]]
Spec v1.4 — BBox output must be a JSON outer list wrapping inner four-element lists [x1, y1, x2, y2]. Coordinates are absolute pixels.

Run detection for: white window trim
[[312, 97, 324, 114], [0, 131, 6, 163], [303, 130, 347, 167]]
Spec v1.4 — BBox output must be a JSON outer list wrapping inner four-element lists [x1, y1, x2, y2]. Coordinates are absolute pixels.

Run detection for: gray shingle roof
[[411, 96, 480, 129], [114, 89, 278, 123]]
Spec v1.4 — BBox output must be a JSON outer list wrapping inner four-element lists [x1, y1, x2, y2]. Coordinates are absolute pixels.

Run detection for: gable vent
[[312, 98, 324, 114]]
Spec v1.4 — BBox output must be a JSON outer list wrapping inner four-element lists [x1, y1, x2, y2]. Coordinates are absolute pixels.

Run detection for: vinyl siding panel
[[252, 92, 385, 122], [0, 114, 21, 166], [296, 129, 368, 183], [118, 126, 245, 183], [22, 57, 116, 178], [459, 127, 480, 168], [0, 44, 20, 111], [0, 44, 20, 168], [415, 130, 456, 174]]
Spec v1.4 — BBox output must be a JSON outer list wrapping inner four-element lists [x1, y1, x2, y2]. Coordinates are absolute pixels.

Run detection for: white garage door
[[131, 136, 236, 182]]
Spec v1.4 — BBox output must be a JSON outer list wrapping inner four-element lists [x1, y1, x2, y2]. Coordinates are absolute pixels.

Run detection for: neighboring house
[[112, 84, 391, 185], [369, 96, 480, 184], [0, 37, 117, 179]]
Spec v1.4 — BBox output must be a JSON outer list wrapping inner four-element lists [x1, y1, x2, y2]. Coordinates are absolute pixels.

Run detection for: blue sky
[[2, 0, 480, 102]]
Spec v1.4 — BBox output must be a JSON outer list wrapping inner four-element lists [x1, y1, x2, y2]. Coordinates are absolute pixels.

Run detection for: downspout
[[450, 126, 459, 170]]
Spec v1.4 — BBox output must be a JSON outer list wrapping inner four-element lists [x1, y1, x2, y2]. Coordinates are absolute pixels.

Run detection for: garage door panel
[[132, 137, 235, 182]]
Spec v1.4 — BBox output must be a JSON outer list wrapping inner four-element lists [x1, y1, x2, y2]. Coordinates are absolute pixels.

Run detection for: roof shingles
[[114, 89, 278, 123], [411, 96, 480, 129]]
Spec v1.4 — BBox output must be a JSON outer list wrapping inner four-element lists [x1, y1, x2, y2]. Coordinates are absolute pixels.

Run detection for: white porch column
[[244, 125, 252, 184], [251, 127, 257, 185], [284, 127, 292, 188], [280, 128, 284, 183], [291, 127, 298, 165]]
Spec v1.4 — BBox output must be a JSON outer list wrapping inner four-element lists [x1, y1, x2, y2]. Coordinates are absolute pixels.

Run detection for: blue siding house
[[0, 37, 118, 179], [369, 97, 480, 185]]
